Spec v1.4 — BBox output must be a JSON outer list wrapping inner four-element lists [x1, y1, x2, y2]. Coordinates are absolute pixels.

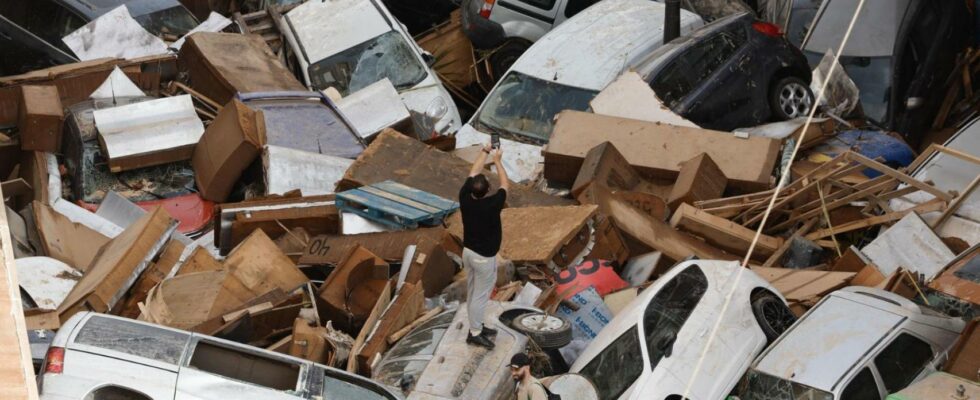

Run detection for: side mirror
[[906, 96, 924, 110], [422, 51, 436, 67]]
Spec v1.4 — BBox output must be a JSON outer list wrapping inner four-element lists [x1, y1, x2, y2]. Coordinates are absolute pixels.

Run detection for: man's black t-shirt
[[459, 176, 506, 257]]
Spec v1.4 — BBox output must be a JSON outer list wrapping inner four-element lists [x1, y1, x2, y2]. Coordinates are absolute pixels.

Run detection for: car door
[[489, 0, 560, 38], [869, 331, 938, 395], [673, 24, 758, 130], [837, 366, 886, 400], [0, 0, 85, 53], [175, 338, 307, 400]]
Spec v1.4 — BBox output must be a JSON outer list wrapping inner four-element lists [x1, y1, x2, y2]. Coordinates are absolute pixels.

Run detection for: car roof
[[58, 0, 184, 19], [285, 0, 394, 64], [508, 0, 702, 91], [752, 287, 960, 392], [633, 12, 752, 79]]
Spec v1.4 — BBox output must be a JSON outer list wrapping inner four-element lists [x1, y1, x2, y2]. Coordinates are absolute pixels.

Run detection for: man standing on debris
[[459, 144, 509, 349], [510, 353, 549, 400]]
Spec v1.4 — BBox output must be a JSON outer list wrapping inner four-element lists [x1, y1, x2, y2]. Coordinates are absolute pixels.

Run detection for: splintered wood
[[694, 151, 953, 248]]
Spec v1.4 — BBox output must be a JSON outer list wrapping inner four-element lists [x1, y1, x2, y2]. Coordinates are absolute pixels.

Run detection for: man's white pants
[[462, 248, 497, 336]]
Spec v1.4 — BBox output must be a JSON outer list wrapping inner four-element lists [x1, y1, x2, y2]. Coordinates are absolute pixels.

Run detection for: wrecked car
[[733, 287, 966, 400], [280, 0, 462, 136], [0, 0, 199, 47], [799, 0, 971, 143], [457, 0, 703, 181], [569, 259, 796, 400], [634, 12, 815, 131], [373, 302, 568, 399], [0, 15, 77, 76], [237, 91, 365, 160], [38, 312, 401, 399], [61, 96, 214, 236]]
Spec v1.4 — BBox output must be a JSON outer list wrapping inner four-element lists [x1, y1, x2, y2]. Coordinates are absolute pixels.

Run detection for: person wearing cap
[[459, 144, 509, 349], [510, 353, 548, 400]]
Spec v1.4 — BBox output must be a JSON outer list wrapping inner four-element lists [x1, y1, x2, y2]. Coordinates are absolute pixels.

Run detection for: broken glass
[[133, 6, 198, 37], [733, 370, 833, 400], [577, 325, 644, 400], [74, 315, 190, 364], [308, 31, 427, 96]]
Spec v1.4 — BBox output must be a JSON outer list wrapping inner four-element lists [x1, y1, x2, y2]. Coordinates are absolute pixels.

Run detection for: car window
[[650, 57, 695, 107], [953, 254, 980, 283], [578, 326, 644, 400], [189, 340, 302, 392], [684, 28, 746, 83], [475, 71, 598, 142], [564, 0, 600, 18], [73, 316, 190, 364], [323, 370, 394, 399], [520, 0, 557, 11], [8, 0, 84, 46], [840, 368, 880, 400], [873, 333, 935, 392], [309, 30, 428, 96], [643, 265, 707, 370]]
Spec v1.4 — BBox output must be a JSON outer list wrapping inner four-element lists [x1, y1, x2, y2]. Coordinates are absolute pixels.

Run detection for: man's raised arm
[[493, 149, 510, 192], [469, 145, 492, 177]]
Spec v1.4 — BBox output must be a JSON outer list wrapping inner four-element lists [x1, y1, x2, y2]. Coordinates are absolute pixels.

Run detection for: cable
[[680, 1, 867, 397]]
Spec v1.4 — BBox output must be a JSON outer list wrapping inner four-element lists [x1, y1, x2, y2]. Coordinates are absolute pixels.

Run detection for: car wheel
[[751, 292, 796, 342], [488, 40, 529, 82], [512, 312, 573, 350], [769, 76, 814, 120]]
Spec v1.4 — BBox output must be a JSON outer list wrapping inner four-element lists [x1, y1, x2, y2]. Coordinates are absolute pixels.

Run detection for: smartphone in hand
[[491, 133, 500, 149]]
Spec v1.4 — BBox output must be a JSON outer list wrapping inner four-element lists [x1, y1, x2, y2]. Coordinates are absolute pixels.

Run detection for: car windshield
[[806, 51, 891, 123], [733, 370, 834, 400], [577, 326, 645, 400], [954, 254, 980, 283], [133, 6, 198, 37], [373, 309, 456, 392], [308, 30, 427, 96], [474, 71, 598, 143]]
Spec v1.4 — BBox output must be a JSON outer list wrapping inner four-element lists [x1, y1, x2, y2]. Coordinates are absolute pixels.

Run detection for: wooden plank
[[750, 266, 855, 305], [805, 199, 946, 240], [670, 204, 782, 259], [767, 176, 898, 232], [372, 181, 458, 211], [932, 172, 980, 229], [604, 195, 734, 262], [846, 152, 953, 202], [357, 186, 445, 214], [387, 306, 443, 345], [337, 190, 430, 220], [0, 181, 39, 398]]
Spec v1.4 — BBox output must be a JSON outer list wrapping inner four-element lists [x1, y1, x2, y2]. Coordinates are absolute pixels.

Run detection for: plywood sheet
[[861, 212, 955, 281], [445, 205, 597, 263], [222, 229, 309, 296], [750, 266, 855, 305], [604, 196, 733, 262], [300, 227, 447, 265], [670, 204, 781, 259], [32, 201, 111, 272]]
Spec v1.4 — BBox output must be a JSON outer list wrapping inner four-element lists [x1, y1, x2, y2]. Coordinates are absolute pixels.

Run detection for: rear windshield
[[74, 316, 190, 364], [133, 6, 198, 37], [954, 254, 980, 283]]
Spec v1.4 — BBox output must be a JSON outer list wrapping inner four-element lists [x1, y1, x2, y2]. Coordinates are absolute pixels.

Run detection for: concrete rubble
[[0, 0, 978, 399]]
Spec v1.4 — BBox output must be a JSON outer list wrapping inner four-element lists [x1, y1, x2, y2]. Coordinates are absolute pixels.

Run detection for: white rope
[[680, 2, 867, 397]]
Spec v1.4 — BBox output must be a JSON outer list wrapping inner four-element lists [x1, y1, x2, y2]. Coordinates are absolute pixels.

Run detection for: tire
[[488, 40, 529, 82], [751, 292, 797, 343], [769, 76, 814, 120], [512, 312, 573, 350]]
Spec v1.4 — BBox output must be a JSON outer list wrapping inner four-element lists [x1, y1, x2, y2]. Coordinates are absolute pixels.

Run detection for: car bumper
[[460, 0, 507, 49]]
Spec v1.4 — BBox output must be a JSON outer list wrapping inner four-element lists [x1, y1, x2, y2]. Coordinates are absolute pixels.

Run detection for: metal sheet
[[94, 95, 205, 170], [335, 78, 410, 139], [862, 212, 955, 280], [16, 257, 82, 310], [262, 145, 354, 196], [62, 5, 168, 61]]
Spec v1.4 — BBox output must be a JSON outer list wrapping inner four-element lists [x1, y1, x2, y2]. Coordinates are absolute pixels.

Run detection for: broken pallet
[[336, 180, 459, 229]]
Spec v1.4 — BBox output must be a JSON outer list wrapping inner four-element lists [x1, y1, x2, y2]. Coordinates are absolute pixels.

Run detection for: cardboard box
[[178, 33, 306, 105], [403, 237, 457, 297], [317, 245, 391, 334], [668, 153, 727, 209], [58, 207, 177, 322], [301, 227, 447, 265], [571, 141, 641, 198], [18, 85, 64, 151], [544, 111, 781, 190], [192, 99, 267, 202]]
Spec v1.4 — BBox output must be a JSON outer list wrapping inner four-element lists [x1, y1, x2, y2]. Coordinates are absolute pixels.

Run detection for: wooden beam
[[768, 176, 898, 232], [0, 183, 39, 398], [805, 199, 946, 241], [931, 172, 980, 229], [671, 204, 782, 259]]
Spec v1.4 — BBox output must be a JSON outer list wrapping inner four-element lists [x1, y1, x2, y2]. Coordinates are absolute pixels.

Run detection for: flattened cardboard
[[117, 238, 187, 318], [222, 229, 309, 297], [668, 153, 727, 209], [18, 85, 64, 152], [32, 201, 111, 271], [750, 266, 855, 310], [402, 237, 456, 297], [192, 99, 267, 202], [58, 207, 176, 322], [545, 111, 780, 190], [301, 227, 447, 265], [445, 205, 597, 264], [178, 33, 306, 105], [571, 142, 641, 198], [341, 129, 569, 207]]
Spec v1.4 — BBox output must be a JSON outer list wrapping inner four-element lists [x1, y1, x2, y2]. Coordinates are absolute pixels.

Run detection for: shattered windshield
[[308, 30, 427, 96], [577, 326, 644, 400], [77, 140, 196, 203], [373, 309, 456, 392], [133, 6, 198, 37], [732, 370, 834, 400], [644, 265, 707, 370], [474, 71, 598, 143], [954, 255, 980, 283]]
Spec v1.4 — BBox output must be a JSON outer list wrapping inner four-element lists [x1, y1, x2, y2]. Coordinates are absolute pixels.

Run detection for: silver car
[[38, 312, 401, 400]]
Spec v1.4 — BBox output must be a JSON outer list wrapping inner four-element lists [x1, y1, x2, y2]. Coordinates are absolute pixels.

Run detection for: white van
[[281, 0, 461, 136], [455, 0, 703, 182]]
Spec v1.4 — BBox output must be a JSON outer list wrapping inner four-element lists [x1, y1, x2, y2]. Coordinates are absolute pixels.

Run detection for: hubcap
[[778, 82, 813, 118], [520, 314, 564, 332]]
